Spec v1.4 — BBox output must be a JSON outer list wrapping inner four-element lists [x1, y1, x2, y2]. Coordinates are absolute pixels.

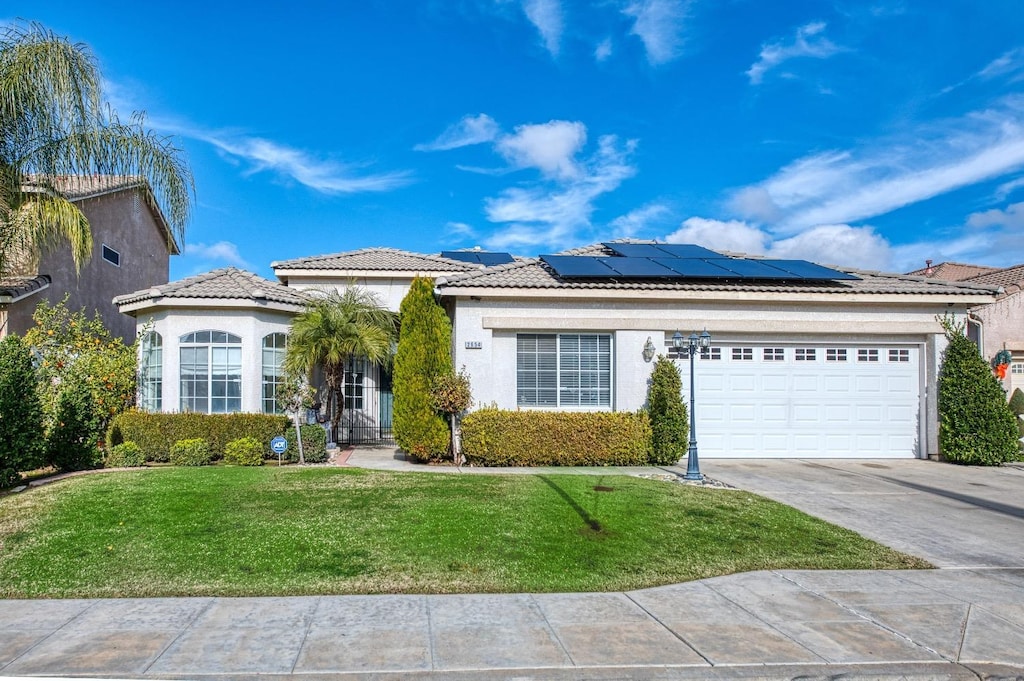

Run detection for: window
[[826, 348, 847, 362], [344, 357, 365, 409], [1013, 363, 1024, 375], [795, 348, 816, 361], [700, 347, 722, 360], [732, 347, 753, 361], [101, 244, 120, 267], [889, 349, 910, 363], [139, 331, 162, 411], [262, 333, 287, 414], [516, 333, 611, 407], [180, 330, 242, 413], [858, 348, 879, 362], [763, 348, 784, 361]]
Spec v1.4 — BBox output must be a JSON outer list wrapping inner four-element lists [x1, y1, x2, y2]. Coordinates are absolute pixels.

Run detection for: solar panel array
[[539, 244, 859, 282], [441, 250, 516, 266]]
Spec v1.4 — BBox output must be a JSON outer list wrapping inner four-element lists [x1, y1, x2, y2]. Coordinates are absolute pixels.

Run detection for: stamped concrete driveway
[[702, 459, 1024, 569]]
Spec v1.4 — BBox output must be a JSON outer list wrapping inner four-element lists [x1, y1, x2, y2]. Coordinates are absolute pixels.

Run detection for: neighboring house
[[1, 175, 177, 342], [910, 260, 1024, 396], [116, 241, 999, 458]]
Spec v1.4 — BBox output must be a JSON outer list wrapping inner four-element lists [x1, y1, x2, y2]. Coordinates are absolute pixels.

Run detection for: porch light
[[642, 336, 657, 362], [673, 328, 711, 481]]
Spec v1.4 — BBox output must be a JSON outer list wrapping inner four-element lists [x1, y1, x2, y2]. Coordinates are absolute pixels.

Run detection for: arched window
[[139, 331, 162, 411], [262, 333, 287, 414], [180, 330, 242, 413]]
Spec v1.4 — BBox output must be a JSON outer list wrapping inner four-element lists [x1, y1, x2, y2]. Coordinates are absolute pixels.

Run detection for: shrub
[[461, 408, 652, 466], [393, 276, 451, 462], [0, 335, 46, 485], [107, 412, 288, 462], [224, 437, 264, 466], [1010, 389, 1024, 447], [46, 377, 103, 472], [646, 356, 689, 466], [285, 424, 328, 463], [937, 316, 1020, 465], [105, 441, 145, 468], [169, 438, 212, 466]]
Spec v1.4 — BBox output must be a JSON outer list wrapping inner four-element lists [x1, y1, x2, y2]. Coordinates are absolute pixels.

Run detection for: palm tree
[[0, 21, 192, 278], [284, 288, 398, 444]]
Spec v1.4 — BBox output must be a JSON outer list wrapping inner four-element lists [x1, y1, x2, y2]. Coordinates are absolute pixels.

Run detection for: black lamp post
[[673, 329, 712, 481]]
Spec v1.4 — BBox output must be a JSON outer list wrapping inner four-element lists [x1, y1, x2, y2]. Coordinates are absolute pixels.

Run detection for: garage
[[677, 342, 922, 458]]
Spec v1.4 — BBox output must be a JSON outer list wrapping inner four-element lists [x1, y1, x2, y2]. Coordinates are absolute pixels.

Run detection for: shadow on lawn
[[538, 476, 606, 533]]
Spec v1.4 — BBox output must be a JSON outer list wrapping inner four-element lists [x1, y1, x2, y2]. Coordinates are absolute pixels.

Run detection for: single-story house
[[115, 241, 1000, 459]]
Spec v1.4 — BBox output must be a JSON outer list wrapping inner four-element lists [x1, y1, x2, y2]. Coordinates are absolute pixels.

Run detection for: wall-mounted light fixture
[[642, 336, 656, 362]]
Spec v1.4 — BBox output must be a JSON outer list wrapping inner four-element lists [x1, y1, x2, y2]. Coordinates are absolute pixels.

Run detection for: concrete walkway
[[4, 453, 1024, 680]]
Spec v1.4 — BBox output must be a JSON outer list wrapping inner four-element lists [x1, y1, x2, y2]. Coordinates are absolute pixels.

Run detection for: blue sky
[[7, 1, 1024, 279]]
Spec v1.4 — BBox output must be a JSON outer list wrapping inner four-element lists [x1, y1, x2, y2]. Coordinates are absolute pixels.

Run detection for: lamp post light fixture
[[673, 328, 712, 481], [642, 336, 657, 362]]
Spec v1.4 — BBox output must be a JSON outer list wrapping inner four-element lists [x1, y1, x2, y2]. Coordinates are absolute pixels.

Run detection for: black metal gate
[[338, 362, 395, 445]]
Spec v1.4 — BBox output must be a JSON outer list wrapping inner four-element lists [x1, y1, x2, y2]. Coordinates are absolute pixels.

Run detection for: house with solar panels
[[114, 241, 998, 458]]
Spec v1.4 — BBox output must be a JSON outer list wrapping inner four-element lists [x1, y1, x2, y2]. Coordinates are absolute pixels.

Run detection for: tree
[[937, 315, 1020, 465], [646, 356, 689, 465], [284, 288, 397, 444], [431, 366, 472, 465], [0, 21, 192, 278], [393, 277, 452, 461], [0, 335, 45, 485]]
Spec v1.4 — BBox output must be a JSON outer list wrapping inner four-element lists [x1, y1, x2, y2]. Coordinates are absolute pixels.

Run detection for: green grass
[[0, 467, 929, 598]]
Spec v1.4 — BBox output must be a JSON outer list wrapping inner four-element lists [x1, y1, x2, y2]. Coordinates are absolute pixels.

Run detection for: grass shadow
[[538, 475, 603, 532]]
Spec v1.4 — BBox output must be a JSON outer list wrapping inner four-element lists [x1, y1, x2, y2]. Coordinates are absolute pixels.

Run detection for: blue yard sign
[[270, 436, 288, 464]]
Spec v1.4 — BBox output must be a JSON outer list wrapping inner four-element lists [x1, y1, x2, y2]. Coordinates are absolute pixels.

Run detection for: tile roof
[[114, 267, 309, 307], [272, 247, 480, 273], [964, 263, 1024, 291], [437, 243, 998, 297], [906, 261, 1000, 281], [22, 175, 149, 200], [0, 275, 50, 302]]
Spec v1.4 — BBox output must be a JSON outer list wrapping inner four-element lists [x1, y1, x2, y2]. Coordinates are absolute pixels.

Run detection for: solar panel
[[601, 243, 671, 258], [761, 259, 860, 281], [705, 258, 794, 279], [441, 250, 480, 263], [541, 255, 619, 277], [653, 244, 723, 259], [598, 257, 679, 277], [476, 252, 516, 265], [652, 258, 737, 278]]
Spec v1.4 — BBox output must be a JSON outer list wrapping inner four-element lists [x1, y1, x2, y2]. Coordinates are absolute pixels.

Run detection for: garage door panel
[[730, 374, 756, 392], [762, 404, 787, 423], [855, 375, 883, 392], [762, 374, 787, 392], [793, 404, 820, 423], [792, 375, 818, 392], [824, 375, 850, 392]]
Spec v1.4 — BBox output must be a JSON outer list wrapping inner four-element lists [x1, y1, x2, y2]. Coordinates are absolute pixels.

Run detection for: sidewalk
[[2, 569, 1023, 679]]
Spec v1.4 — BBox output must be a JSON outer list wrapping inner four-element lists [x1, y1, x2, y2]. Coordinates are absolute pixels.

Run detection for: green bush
[[224, 437, 264, 466], [646, 356, 689, 465], [393, 276, 452, 462], [0, 335, 45, 485], [107, 412, 288, 462], [285, 424, 328, 463], [105, 441, 145, 468], [46, 377, 103, 472], [461, 408, 652, 466], [937, 317, 1020, 465], [169, 438, 212, 467]]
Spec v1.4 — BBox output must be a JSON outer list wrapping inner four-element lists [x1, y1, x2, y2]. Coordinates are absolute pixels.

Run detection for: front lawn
[[0, 467, 929, 598]]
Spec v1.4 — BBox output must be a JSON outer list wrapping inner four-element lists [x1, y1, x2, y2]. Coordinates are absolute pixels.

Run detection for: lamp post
[[673, 329, 711, 481]]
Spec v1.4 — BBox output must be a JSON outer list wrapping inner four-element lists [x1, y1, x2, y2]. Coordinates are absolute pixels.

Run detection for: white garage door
[[676, 343, 921, 458]]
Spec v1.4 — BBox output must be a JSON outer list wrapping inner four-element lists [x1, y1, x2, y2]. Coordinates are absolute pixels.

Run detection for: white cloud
[[995, 176, 1024, 200], [183, 241, 252, 269], [730, 97, 1024, 233], [967, 201, 1024, 230], [483, 134, 638, 249], [978, 47, 1024, 80], [522, 0, 564, 57], [595, 37, 613, 62], [623, 0, 689, 65], [496, 120, 588, 180], [445, 221, 477, 238], [747, 21, 843, 85], [414, 114, 501, 152], [665, 217, 769, 254], [610, 203, 671, 237]]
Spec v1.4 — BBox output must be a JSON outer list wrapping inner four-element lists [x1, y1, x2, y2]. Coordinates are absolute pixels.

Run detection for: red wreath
[[992, 349, 1012, 379]]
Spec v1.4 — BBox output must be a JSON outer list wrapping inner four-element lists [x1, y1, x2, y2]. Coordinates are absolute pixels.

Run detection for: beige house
[[117, 241, 999, 457], [0, 176, 176, 342]]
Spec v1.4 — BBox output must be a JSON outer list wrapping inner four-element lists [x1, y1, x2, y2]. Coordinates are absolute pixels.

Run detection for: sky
[[7, 0, 1024, 279]]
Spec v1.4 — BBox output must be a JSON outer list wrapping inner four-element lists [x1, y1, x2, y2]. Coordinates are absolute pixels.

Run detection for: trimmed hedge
[[170, 438, 212, 466], [105, 441, 145, 468], [224, 437, 264, 466], [107, 411, 289, 462], [285, 424, 329, 463], [461, 408, 652, 466]]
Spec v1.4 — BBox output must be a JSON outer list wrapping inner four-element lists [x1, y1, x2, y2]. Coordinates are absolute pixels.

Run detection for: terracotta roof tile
[[114, 267, 309, 307], [0, 275, 51, 302], [906, 261, 1000, 281], [964, 263, 1024, 290], [272, 247, 479, 273]]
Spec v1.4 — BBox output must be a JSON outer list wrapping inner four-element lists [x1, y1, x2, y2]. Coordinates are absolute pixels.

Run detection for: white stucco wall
[[972, 292, 1024, 395], [135, 307, 294, 413], [283, 276, 420, 312]]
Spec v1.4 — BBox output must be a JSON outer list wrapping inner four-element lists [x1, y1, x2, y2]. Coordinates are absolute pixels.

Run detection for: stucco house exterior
[[0, 175, 177, 342], [115, 242, 999, 458]]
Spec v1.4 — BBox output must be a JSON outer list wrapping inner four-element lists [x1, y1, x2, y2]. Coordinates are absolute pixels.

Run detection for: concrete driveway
[[702, 459, 1024, 569]]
